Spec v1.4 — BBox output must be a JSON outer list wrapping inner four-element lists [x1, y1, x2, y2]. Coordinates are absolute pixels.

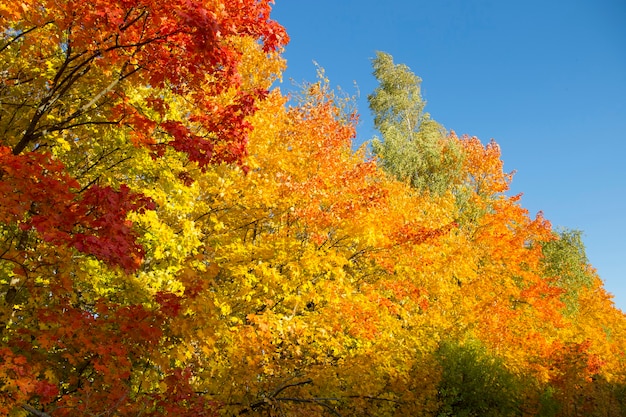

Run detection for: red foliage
[[0, 147, 154, 271]]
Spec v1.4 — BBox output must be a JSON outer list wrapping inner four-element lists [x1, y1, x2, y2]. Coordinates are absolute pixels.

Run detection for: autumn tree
[[2, 6, 626, 417], [369, 53, 626, 415], [184, 76, 451, 417], [0, 1, 287, 415], [138, 48, 625, 417]]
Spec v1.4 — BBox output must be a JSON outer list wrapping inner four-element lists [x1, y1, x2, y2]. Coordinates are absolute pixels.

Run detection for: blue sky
[[270, 0, 626, 311]]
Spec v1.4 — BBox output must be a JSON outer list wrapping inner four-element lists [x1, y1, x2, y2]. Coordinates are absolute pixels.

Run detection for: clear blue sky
[[271, 0, 626, 311]]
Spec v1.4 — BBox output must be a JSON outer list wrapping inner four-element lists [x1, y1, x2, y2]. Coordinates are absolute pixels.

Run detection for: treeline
[[1, 2, 625, 416]]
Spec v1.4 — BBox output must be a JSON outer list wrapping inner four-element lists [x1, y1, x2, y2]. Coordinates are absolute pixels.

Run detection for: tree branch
[[238, 378, 314, 415], [0, 23, 54, 53], [270, 378, 313, 398], [21, 404, 52, 417]]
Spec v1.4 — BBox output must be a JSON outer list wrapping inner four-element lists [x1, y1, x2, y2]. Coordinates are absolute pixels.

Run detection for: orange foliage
[[1, 5, 625, 416]]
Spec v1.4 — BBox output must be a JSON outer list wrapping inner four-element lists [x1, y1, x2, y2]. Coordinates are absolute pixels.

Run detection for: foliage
[[435, 339, 523, 417], [1, 5, 625, 417], [368, 52, 464, 194], [0, 1, 287, 415], [540, 228, 593, 314]]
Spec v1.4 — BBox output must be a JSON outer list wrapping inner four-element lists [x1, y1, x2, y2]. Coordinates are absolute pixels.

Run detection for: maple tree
[[1, 1, 287, 415], [2, 3, 626, 416], [178, 78, 449, 416], [366, 54, 626, 416], [0, 0, 287, 269]]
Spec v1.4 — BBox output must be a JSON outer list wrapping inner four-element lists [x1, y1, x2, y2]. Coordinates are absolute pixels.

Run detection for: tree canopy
[[1, 3, 625, 417], [369, 51, 464, 194]]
